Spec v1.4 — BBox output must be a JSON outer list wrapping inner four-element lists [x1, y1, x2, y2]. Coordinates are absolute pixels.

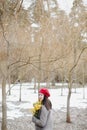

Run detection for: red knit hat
[[39, 88, 50, 98]]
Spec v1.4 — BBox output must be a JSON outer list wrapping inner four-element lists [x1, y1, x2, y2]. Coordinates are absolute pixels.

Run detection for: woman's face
[[38, 93, 44, 101]]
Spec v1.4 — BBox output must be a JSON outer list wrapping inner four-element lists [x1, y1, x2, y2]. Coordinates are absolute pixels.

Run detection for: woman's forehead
[[39, 93, 44, 96]]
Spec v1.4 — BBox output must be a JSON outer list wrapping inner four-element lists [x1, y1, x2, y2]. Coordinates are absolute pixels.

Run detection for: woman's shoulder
[[41, 104, 46, 109], [41, 104, 48, 111]]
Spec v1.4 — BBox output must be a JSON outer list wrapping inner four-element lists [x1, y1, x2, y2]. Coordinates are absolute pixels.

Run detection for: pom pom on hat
[[39, 88, 50, 98]]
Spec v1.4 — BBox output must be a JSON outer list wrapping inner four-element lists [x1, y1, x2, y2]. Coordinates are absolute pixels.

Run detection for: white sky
[[0, 83, 87, 120], [23, 0, 87, 14], [57, 0, 73, 13], [58, 0, 87, 13]]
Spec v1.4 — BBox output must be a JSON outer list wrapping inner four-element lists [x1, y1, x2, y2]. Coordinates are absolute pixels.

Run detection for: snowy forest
[[0, 0, 87, 130]]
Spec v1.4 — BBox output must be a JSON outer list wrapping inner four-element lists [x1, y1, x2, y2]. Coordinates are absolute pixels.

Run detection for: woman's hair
[[42, 96, 52, 110]]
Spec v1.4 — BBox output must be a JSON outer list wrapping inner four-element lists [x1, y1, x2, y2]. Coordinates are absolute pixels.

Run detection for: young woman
[[32, 88, 53, 130]]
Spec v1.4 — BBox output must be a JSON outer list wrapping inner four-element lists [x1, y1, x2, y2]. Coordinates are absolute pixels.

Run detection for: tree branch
[[70, 47, 87, 73]]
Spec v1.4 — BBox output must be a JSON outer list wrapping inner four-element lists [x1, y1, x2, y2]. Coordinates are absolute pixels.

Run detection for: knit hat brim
[[39, 88, 50, 97]]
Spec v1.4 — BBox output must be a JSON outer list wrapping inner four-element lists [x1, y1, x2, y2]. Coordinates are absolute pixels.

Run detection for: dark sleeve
[[32, 105, 49, 127]]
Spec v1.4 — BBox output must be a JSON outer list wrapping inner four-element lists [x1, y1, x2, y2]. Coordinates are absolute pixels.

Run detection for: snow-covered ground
[[0, 83, 87, 120]]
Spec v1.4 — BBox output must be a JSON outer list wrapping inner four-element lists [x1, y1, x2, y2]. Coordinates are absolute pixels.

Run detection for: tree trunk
[[34, 78, 37, 93], [66, 75, 72, 123], [38, 55, 41, 98], [61, 87, 63, 96], [1, 77, 7, 130], [8, 73, 11, 95], [19, 80, 22, 102], [82, 63, 85, 99]]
